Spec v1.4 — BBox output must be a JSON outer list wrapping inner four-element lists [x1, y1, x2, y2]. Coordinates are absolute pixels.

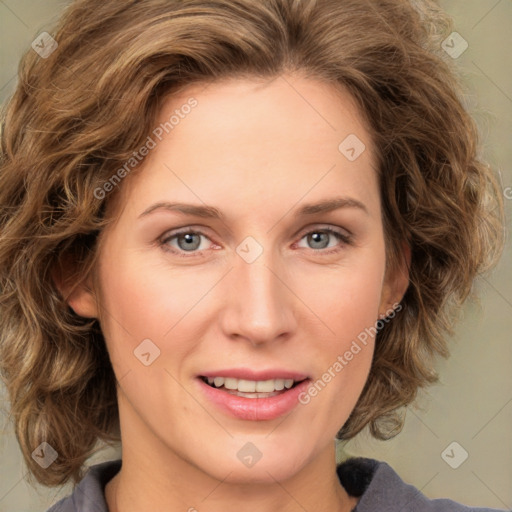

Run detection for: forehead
[[109, 74, 379, 223], [159, 75, 373, 155]]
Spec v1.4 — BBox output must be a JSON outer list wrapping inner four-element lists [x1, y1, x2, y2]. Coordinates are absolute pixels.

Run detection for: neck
[[105, 447, 358, 512]]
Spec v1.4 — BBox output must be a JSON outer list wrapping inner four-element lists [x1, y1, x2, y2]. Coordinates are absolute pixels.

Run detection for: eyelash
[[158, 226, 353, 259]]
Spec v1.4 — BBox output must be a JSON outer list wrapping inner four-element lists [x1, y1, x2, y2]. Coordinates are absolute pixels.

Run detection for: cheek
[[95, 254, 200, 420], [99, 231, 207, 322], [95, 249, 191, 371], [297, 249, 386, 339], [294, 247, 385, 406]]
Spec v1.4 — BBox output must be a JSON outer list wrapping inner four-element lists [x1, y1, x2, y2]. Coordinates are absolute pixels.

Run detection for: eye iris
[[308, 232, 329, 249], [178, 233, 201, 251]]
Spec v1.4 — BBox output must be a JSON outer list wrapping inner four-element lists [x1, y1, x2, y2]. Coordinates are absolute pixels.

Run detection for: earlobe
[[51, 254, 99, 319], [379, 240, 411, 317], [65, 280, 99, 319]]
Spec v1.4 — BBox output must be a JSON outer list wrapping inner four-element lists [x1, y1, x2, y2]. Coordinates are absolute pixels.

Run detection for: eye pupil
[[308, 232, 329, 249], [178, 233, 201, 251]]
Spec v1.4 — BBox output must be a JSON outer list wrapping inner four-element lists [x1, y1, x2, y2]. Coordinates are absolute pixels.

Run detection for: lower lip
[[197, 377, 311, 421]]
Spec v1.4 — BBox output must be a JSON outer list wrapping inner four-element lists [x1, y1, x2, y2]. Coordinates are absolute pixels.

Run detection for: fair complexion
[[60, 73, 409, 512]]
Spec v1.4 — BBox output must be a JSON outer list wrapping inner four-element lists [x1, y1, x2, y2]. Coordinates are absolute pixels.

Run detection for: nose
[[219, 249, 297, 347]]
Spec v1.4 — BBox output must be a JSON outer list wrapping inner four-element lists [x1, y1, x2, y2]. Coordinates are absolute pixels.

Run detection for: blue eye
[[160, 230, 209, 256], [159, 226, 352, 258], [297, 227, 352, 253]]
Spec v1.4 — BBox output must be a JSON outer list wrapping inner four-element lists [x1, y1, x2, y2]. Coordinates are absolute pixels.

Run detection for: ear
[[51, 252, 99, 319], [378, 240, 411, 318]]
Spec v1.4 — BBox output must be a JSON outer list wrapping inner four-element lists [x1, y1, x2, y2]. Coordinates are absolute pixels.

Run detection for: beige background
[[0, 1, 510, 510]]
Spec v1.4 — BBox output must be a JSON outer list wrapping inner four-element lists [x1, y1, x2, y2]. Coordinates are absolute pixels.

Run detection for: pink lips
[[196, 374, 311, 421]]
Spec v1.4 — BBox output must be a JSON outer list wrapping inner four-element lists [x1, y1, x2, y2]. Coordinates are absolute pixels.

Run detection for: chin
[[196, 437, 313, 484]]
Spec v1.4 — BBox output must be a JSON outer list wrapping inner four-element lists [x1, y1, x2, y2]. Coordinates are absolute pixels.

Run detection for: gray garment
[[46, 457, 507, 512]]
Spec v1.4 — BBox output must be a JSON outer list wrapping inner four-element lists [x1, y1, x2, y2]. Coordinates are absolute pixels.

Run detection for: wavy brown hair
[[0, 0, 504, 487]]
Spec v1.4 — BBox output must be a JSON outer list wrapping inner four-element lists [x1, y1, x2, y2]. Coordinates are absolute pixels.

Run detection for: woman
[[0, 0, 506, 510]]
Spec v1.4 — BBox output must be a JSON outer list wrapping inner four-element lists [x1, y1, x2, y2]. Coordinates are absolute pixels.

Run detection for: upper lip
[[199, 368, 310, 381]]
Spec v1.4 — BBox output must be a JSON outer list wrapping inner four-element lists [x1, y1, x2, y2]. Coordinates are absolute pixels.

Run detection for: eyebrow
[[137, 196, 368, 220]]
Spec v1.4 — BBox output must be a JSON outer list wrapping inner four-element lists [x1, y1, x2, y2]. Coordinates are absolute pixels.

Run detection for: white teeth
[[224, 377, 238, 390], [273, 379, 285, 391], [204, 376, 299, 392], [238, 379, 256, 392], [284, 379, 294, 389], [257, 380, 275, 392]]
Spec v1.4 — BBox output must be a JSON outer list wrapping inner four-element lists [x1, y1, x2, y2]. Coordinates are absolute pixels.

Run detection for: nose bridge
[[221, 242, 295, 344]]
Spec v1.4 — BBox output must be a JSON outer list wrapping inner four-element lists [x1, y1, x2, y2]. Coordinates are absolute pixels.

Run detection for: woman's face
[[70, 74, 407, 484]]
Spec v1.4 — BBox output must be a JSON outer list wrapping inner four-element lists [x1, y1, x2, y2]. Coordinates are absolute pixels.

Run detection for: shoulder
[[337, 457, 507, 512], [46, 459, 122, 512], [45, 456, 506, 512]]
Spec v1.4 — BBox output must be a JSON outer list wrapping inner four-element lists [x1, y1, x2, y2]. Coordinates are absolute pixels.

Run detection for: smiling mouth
[[199, 376, 308, 399]]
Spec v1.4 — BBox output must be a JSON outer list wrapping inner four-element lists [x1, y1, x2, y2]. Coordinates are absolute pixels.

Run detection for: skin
[[60, 73, 409, 512]]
